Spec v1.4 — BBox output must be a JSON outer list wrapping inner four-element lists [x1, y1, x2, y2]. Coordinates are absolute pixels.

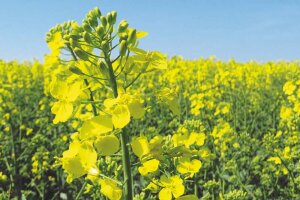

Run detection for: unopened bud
[[69, 38, 79, 48], [106, 13, 113, 25], [118, 20, 128, 33], [101, 41, 110, 52], [88, 16, 98, 27], [127, 29, 137, 44], [100, 16, 107, 27], [96, 26, 105, 37], [111, 11, 117, 24], [69, 66, 84, 75], [83, 22, 92, 32], [119, 32, 128, 40], [74, 47, 89, 61], [83, 32, 92, 43], [94, 7, 101, 17], [98, 60, 108, 76], [119, 40, 127, 56]]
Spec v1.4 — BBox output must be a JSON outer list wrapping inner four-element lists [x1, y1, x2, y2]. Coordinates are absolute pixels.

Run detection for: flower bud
[[119, 32, 128, 40], [74, 47, 89, 61], [127, 29, 137, 45], [111, 11, 117, 24], [63, 34, 70, 41], [118, 20, 128, 33], [96, 26, 105, 37], [106, 12, 113, 25], [100, 16, 107, 27], [101, 40, 110, 52], [88, 16, 98, 27], [107, 165, 112, 172], [83, 21, 92, 32], [83, 32, 92, 43], [69, 38, 79, 48], [69, 66, 84, 75], [94, 7, 101, 17], [119, 40, 127, 56]]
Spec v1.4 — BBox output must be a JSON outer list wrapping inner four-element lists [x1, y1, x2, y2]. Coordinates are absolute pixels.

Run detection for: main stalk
[[106, 57, 133, 199]]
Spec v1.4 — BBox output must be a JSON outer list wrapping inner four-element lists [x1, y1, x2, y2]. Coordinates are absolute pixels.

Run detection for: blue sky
[[0, 0, 299, 62]]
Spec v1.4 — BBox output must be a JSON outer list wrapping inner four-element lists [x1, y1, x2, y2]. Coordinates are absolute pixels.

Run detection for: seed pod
[[74, 47, 89, 61], [100, 16, 107, 27], [96, 26, 105, 37], [118, 20, 128, 33], [127, 29, 137, 45], [119, 40, 127, 56]]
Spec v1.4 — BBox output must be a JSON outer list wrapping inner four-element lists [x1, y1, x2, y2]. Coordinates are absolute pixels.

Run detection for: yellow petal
[[94, 135, 120, 156], [131, 135, 150, 159], [170, 176, 185, 198], [100, 179, 122, 200], [138, 159, 160, 176], [51, 101, 73, 124], [80, 115, 113, 140], [128, 101, 145, 119], [61, 141, 97, 183], [159, 188, 172, 200], [66, 81, 82, 102], [111, 104, 130, 129], [136, 31, 148, 39]]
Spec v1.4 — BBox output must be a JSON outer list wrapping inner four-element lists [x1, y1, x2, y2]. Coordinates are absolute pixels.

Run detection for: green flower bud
[[63, 34, 70, 41], [106, 12, 113, 25], [94, 7, 101, 17], [119, 32, 128, 40], [101, 40, 110, 52], [74, 47, 89, 61], [118, 20, 128, 33], [98, 60, 108, 76], [111, 161, 117, 168], [96, 26, 105, 37], [111, 11, 117, 24], [69, 66, 84, 75], [69, 38, 79, 48], [70, 34, 81, 41], [119, 40, 127, 56], [107, 164, 112, 172], [88, 16, 98, 27], [117, 165, 122, 172], [83, 21, 92, 32], [127, 29, 137, 45], [100, 16, 107, 27], [83, 32, 92, 43]]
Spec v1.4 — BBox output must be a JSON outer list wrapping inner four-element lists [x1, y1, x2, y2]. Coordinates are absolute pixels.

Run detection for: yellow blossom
[[99, 179, 122, 200], [158, 175, 185, 200]]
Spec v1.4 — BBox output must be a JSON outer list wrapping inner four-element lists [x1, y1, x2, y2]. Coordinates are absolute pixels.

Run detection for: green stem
[[194, 174, 198, 198], [75, 182, 87, 200], [120, 131, 133, 199], [106, 54, 133, 199]]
